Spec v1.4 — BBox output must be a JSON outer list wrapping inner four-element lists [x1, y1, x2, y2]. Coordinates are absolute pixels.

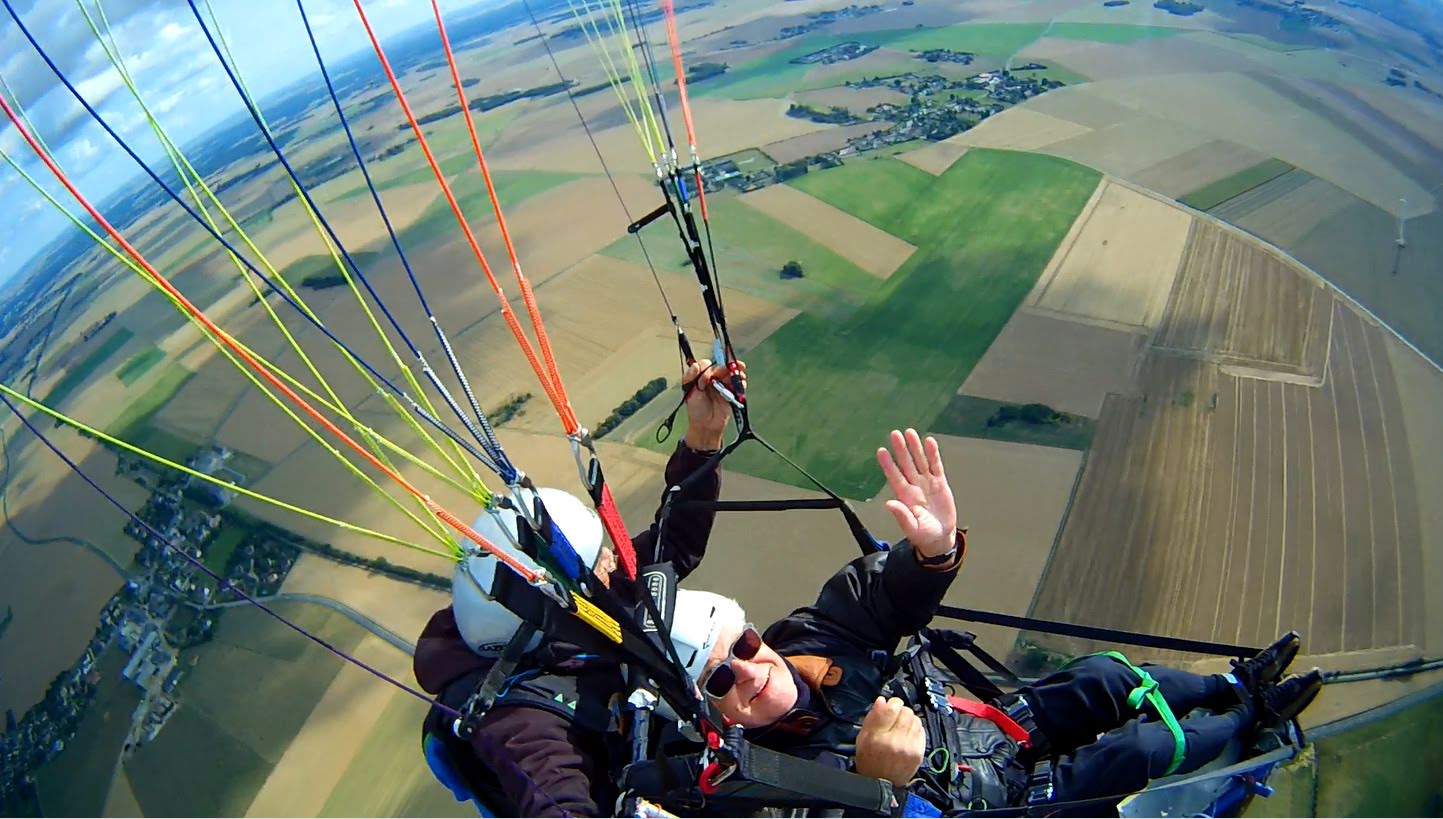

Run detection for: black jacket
[[751, 536, 1026, 810], [413, 441, 721, 816], [754, 538, 964, 757]]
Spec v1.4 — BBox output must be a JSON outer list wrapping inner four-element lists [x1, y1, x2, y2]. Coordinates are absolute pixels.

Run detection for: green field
[[699, 23, 1178, 99], [694, 150, 1099, 497], [1244, 687, 1443, 817], [203, 524, 249, 574], [320, 689, 475, 817], [605, 195, 883, 321], [931, 395, 1095, 450], [106, 365, 198, 464], [34, 648, 141, 817], [1180, 159, 1294, 211], [41, 327, 134, 407], [124, 603, 366, 816], [115, 346, 166, 386]]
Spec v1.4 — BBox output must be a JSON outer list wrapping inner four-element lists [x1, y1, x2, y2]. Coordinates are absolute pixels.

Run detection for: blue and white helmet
[[451, 488, 603, 655]]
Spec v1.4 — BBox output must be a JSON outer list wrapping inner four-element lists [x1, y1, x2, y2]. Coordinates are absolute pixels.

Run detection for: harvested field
[[1068, 73, 1434, 214], [959, 308, 1144, 418], [1024, 84, 1139, 130], [953, 107, 1093, 152], [761, 122, 893, 163], [1132, 139, 1274, 200], [739, 184, 916, 279], [1210, 169, 1355, 247], [319, 686, 473, 817], [1030, 301, 1425, 658], [897, 142, 969, 175], [1155, 221, 1331, 379], [246, 634, 414, 818], [1027, 180, 1192, 329], [1383, 337, 1443, 653], [0, 438, 142, 716], [279, 555, 450, 643], [1043, 115, 1214, 178]]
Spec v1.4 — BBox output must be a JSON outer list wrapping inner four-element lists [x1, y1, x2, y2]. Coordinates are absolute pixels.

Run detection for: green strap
[[1072, 651, 1187, 776]]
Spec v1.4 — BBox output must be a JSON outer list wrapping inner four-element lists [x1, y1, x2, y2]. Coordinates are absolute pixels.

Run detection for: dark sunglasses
[[701, 626, 763, 698]]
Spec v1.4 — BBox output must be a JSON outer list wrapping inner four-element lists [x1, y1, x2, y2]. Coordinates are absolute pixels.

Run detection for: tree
[[780, 261, 805, 280]]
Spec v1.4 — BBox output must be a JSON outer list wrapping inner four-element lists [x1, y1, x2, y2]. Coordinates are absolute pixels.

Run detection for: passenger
[[413, 359, 743, 817], [672, 428, 1322, 812]]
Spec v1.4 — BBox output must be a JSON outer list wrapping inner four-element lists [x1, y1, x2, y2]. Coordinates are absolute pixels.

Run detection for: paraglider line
[[0, 85, 541, 583], [187, 0, 517, 483], [519, 0, 681, 328], [290, 0, 514, 480], [0, 0, 505, 478], [0, 390, 466, 721]]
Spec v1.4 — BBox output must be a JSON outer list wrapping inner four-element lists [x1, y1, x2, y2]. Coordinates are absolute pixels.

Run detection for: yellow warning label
[[574, 596, 622, 643]]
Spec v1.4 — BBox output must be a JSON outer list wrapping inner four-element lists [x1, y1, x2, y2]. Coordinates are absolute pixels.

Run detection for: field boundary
[[1109, 175, 1443, 379], [1022, 445, 1091, 631]]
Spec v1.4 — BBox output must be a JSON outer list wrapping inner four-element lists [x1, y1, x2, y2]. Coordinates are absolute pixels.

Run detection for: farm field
[[897, 141, 969, 176], [932, 395, 1095, 451], [721, 149, 1100, 497], [958, 307, 1144, 418], [1383, 336, 1443, 653], [33, 648, 139, 817], [1132, 139, 1275, 200], [1155, 221, 1332, 379], [1180, 157, 1295, 211], [0, 434, 143, 717], [318, 687, 473, 818], [40, 327, 135, 408], [122, 603, 366, 817], [1030, 301, 1426, 659], [607, 195, 881, 322], [738, 184, 916, 279], [1026, 180, 1192, 329]]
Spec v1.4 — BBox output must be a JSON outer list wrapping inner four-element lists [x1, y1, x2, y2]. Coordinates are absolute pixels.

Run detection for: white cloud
[[158, 21, 190, 43], [64, 137, 100, 163]]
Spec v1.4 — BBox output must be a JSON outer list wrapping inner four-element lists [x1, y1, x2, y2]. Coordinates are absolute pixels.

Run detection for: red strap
[[948, 695, 1031, 748], [596, 484, 637, 580]]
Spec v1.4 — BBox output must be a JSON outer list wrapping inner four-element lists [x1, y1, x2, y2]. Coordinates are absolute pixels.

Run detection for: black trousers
[[1021, 655, 1253, 803]]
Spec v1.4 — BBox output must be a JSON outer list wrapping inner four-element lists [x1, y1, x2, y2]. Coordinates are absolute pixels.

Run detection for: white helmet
[[668, 589, 747, 683], [452, 488, 604, 655]]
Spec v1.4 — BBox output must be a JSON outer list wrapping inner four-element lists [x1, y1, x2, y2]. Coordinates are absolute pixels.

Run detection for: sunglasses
[[701, 626, 763, 699]]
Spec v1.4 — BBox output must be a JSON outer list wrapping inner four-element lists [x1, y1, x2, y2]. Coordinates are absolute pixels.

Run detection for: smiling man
[[669, 429, 1322, 813]]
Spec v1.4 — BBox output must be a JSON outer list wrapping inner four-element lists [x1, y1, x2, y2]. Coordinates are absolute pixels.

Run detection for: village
[[0, 446, 301, 809], [703, 53, 1065, 194]]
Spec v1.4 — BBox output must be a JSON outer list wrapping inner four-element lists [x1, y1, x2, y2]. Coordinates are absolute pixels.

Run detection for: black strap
[[927, 628, 1024, 689], [453, 624, 537, 739], [621, 734, 897, 814], [935, 605, 1260, 658], [925, 632, 1007, 703]]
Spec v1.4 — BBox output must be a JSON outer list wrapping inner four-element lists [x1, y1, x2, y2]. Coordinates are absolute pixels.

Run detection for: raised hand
[[682, 359, 746, 452], [876, 428, 957, 559]]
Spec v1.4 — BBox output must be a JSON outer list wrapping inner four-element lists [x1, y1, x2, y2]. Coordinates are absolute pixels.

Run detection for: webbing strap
[[1085, 651, 1187, 776], [947, 695, 1031, 747], [454, 623, 537, 738], [936, 605, 1260, 658]]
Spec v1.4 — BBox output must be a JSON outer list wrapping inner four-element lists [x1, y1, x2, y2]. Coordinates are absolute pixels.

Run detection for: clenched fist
[[854, 696, 926, 786]]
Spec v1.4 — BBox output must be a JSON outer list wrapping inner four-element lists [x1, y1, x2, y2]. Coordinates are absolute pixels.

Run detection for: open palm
[[876, 429, 957, 558]]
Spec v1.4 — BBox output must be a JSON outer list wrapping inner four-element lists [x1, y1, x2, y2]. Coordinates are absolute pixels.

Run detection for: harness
[[1073, 651, 1188, 777]]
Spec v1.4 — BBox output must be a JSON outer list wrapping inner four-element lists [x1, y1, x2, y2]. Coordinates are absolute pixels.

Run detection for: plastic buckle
[[1025, 766, 1054, 806]]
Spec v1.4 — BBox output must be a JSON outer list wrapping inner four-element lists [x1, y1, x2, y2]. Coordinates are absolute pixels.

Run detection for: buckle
[[1025, 765, 1054, 806], [1003, 695, 1050, 755]]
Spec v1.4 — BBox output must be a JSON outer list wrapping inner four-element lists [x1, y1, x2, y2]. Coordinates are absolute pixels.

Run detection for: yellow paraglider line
[[0, 144, 471, 554]]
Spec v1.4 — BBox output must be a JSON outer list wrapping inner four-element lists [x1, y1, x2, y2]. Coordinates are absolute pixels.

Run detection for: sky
[[0, 0, 495, 283]]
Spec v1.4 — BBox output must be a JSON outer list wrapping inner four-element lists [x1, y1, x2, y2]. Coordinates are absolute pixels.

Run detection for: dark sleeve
[[764, 536, 964, 656], [626, 441, 720, 581], [471, 706, 601, 817]]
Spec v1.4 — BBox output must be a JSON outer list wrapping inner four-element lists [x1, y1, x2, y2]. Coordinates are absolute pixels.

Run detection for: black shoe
[[1232, 631, 1301, 696], [1258, 669, 1323, 732]]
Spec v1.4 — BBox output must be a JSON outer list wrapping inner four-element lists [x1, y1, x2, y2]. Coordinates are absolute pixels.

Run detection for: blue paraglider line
[[187, 0, 518, 483]]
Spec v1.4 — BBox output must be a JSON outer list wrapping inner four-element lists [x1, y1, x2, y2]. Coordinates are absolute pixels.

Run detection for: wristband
[[917, 530, 966, 568]]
